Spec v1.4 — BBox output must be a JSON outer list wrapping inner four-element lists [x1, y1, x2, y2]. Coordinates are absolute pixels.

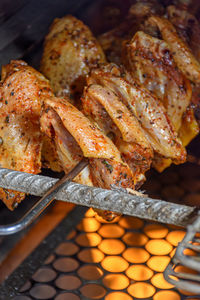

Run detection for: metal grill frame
[[164, 212, 200, 294], [0, 0, 199, 296]]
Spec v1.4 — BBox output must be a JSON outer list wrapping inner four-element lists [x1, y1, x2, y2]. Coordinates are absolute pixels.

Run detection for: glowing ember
[[101, 256, 129, 272], [144, 224, 169, 238], [98, 239, 125, 255], [123, 247, 150, 263], [145, 239, 173, 255], [128, 282, 156, 298], [98, 224, 124, 238], [19, 209, 199, 299], [147, 256, 171, 272], [126, 265, 153, 281], [122, 232, 148, 246]]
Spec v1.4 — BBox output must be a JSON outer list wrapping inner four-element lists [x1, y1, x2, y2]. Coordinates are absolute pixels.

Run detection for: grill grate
[[1, 162, 200, 299], [10, 211, 197, 299]]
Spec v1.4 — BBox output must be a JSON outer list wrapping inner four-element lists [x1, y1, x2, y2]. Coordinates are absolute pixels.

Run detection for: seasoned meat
[[166, 5, 200, 126], [40, 15, 106, 104], [0, 60, 51, 209], [123, 31, 192, 131], [147, 16, 200, 84], [86, 64, 186, 164], [40, 96, 135, 190], [82, 68, 153, 187]]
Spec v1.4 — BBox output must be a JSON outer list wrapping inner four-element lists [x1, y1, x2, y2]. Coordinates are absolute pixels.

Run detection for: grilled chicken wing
[[41, 95, 135, 221], [0, 60, 52, 209], [82, 66, 153, 187], [123, 31, 192, 132], [40, 15, 106, 105], [85, 64, 186, 164], [40, 96, 135, 190], [147, 16, 200, 84], [123, 29, 199, 171]]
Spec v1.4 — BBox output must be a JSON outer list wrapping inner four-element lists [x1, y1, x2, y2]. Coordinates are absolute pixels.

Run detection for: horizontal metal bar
[[0, 160, 88, 235], [0, 167, 197, 227]]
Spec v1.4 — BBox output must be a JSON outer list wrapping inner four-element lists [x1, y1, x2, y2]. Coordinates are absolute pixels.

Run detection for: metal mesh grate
[[14, 213, 198, 299], [1, 161, 199, 300]]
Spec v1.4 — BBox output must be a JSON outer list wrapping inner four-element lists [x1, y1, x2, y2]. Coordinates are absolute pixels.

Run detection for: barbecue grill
[[0, 0, 200, 299]]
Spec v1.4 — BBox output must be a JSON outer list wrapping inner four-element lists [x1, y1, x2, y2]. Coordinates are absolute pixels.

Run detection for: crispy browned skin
[[40, 96, 135, 191], [40, 15, 106, 104], [123, 31, 192, 132], [0, 60, 134, 220], [123, 28, 199, 171], [0, 60, 52, 209], [41, 96, 134, 222], [85, 64, 186, 164], [147, 16, 200, 84], [82, 66, 153, 187]]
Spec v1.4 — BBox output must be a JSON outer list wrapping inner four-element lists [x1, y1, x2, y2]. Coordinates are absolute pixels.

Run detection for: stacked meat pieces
[[0, 1, 199, 220]]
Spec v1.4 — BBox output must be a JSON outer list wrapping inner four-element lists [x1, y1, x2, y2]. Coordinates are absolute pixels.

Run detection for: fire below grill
[[0, 0, 200, 298], [0, 161, 200, 299], [2, 210, 190, 299]]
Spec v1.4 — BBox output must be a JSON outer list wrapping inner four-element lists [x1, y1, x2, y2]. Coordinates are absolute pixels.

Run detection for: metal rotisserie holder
[[0, 0, 200, 299]]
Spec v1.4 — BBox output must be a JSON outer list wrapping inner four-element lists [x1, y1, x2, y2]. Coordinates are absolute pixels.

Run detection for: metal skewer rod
[[0, 165, 197, 232], [0, 159, 89, 235]]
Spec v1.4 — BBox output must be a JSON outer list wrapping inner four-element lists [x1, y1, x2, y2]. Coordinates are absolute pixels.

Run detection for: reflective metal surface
[[0, 166, 197, 231], [164, 212, 200, 294], [0, 159, 88, 235]]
